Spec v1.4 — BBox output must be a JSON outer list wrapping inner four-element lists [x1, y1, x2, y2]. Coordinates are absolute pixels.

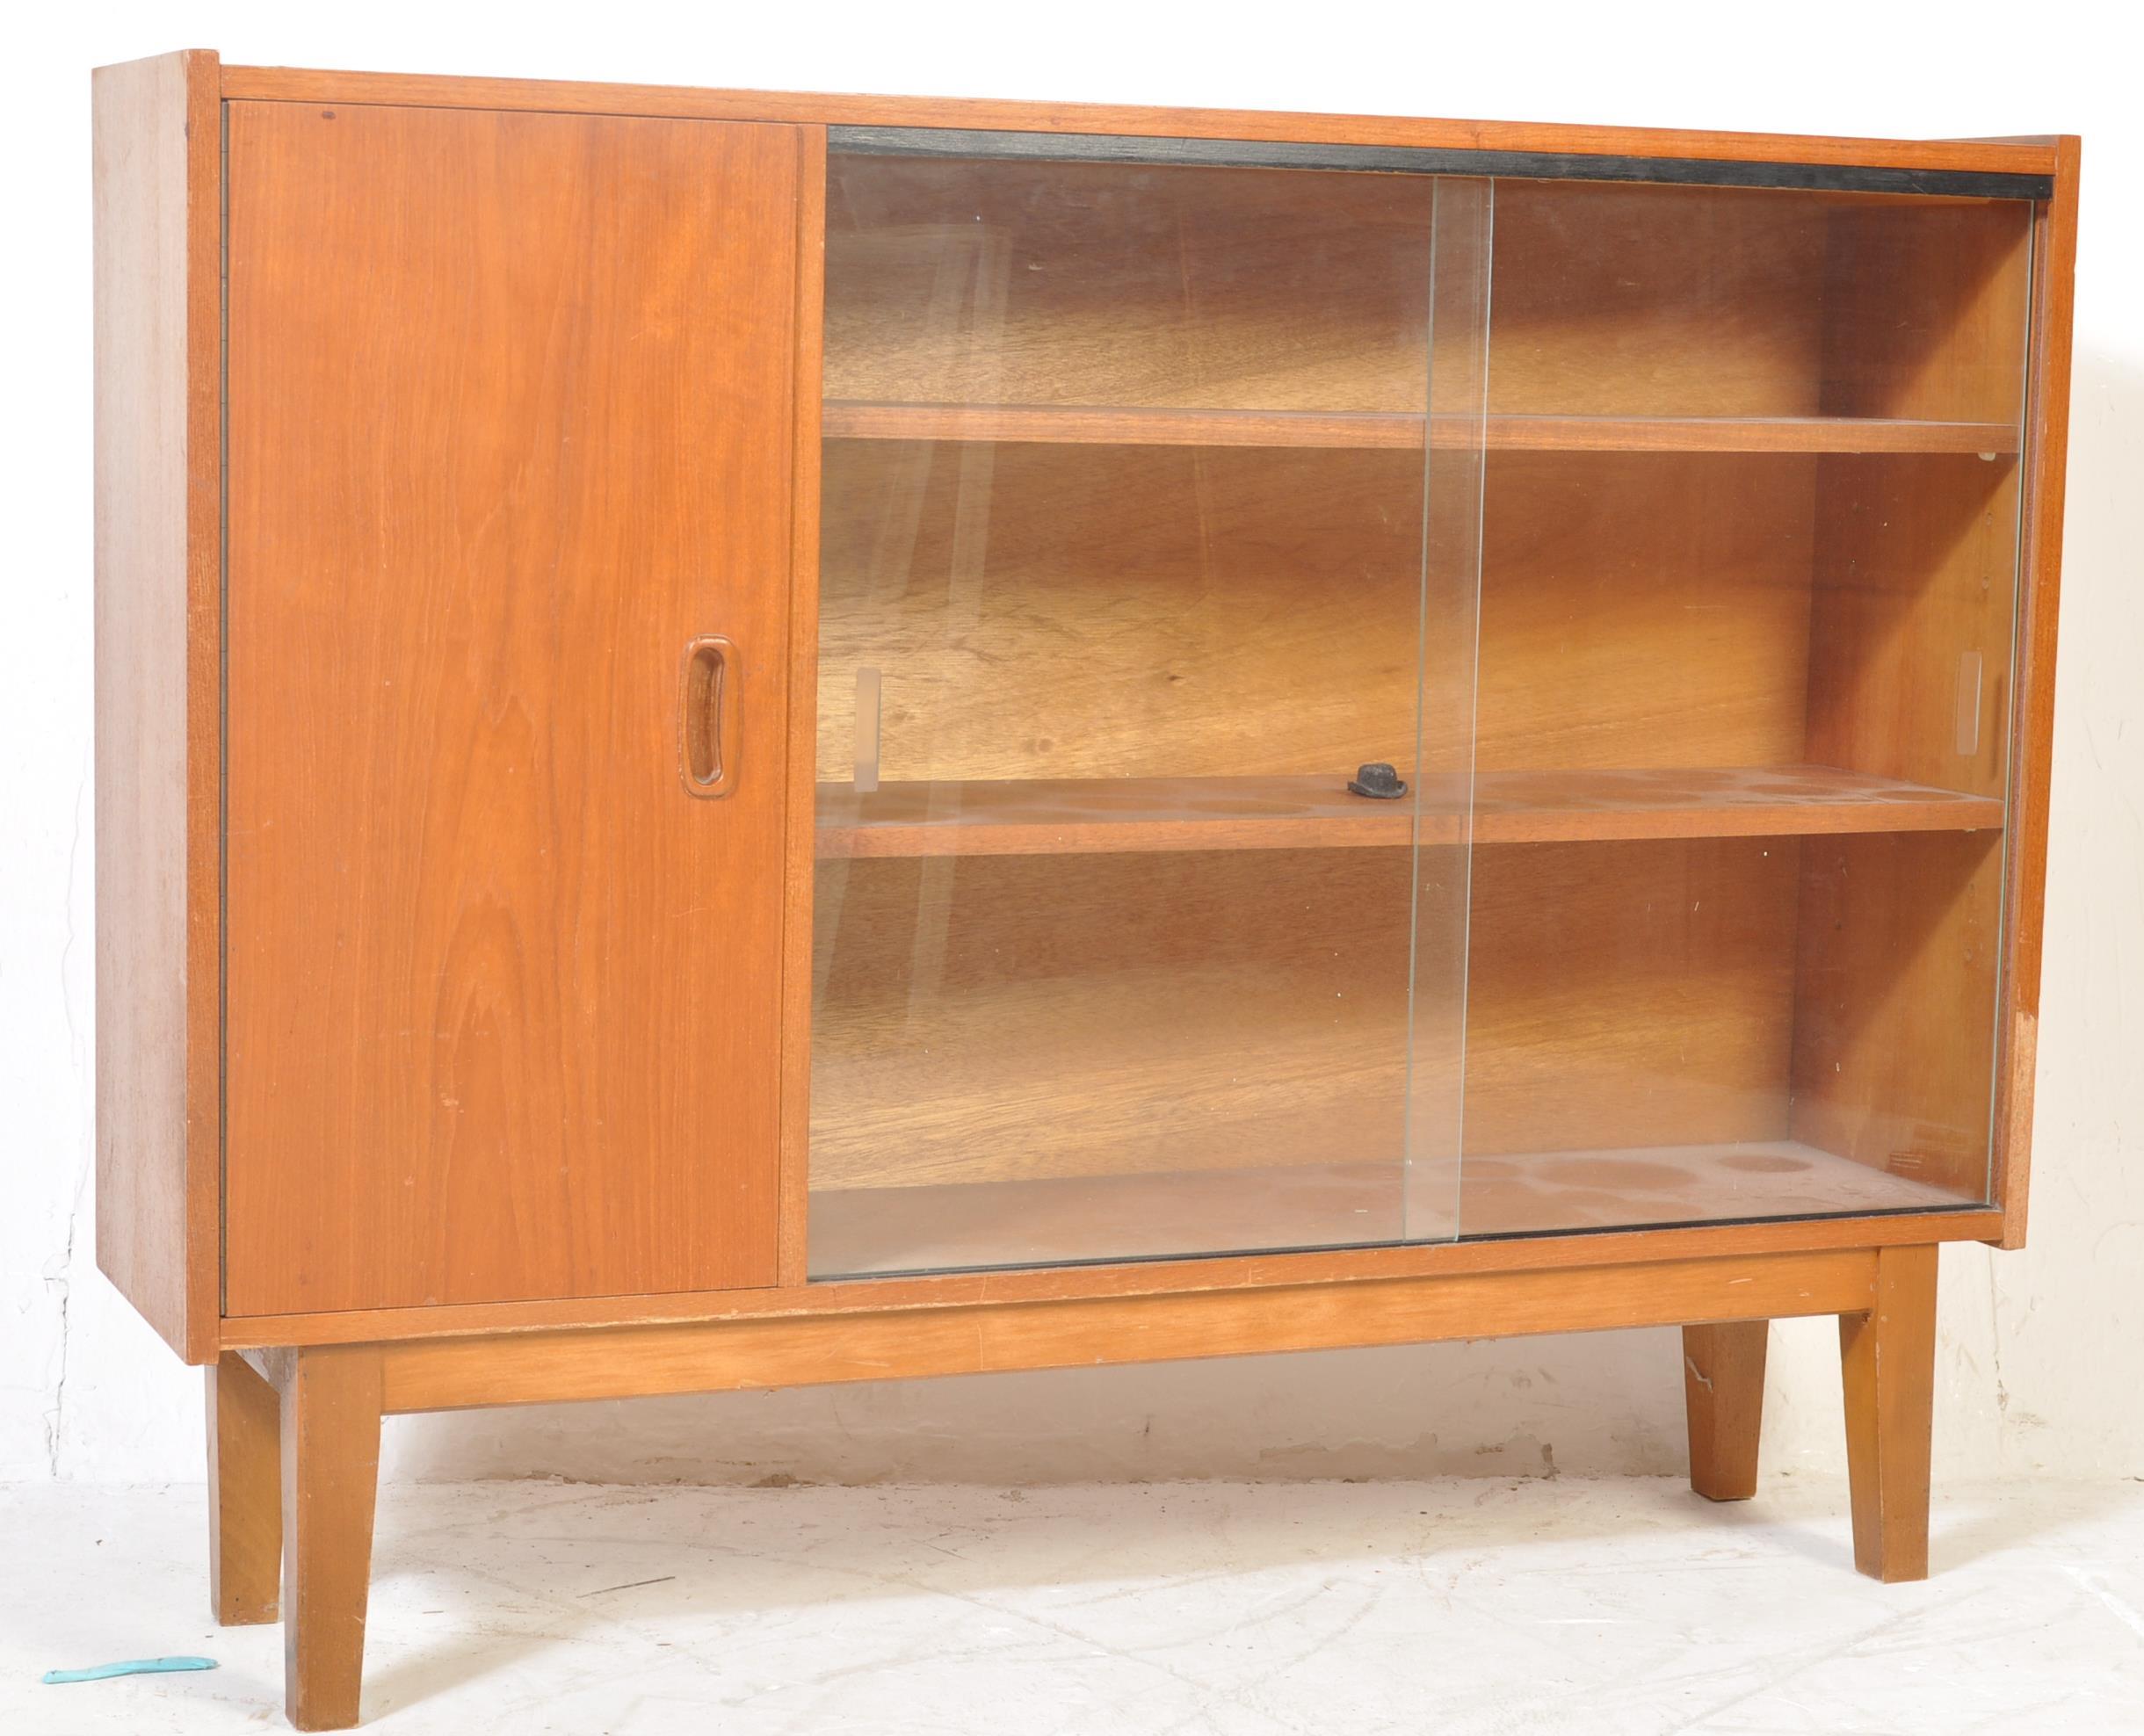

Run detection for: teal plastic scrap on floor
[[41, 1656, 217, 1685]]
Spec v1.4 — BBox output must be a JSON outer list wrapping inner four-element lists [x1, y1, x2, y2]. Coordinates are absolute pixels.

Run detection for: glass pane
[[1455, 178, 2034, 1238], [1405, 176, 1492, 1241], [808, 149, 1488, 1277]]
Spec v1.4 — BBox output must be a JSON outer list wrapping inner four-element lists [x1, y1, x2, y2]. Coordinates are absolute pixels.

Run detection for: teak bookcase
[[93, 49, 2079, 1729]]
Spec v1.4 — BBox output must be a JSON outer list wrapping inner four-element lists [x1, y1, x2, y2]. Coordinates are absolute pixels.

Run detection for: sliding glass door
[[804, 139, 2030, 1277], [807, 141, 1488, 1276]]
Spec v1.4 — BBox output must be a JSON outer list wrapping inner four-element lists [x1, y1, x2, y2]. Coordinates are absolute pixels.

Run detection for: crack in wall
[[45, 754, 91, 1479], [60, 755, 85, 1056], [46, 1191, 80, 1479]]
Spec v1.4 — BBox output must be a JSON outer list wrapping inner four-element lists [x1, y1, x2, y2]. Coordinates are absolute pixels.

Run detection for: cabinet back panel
[[819, 444, 1817, 782], [818, 441, 1428, 783], [1804, 454, 2024, 800], [1488, 182, 1829, 416], [1462, 838, 1800, 1156], [223, 104, 800, 1314], [1492, 182, 2029, 421], [1476, 452, 1816, 770], [1791, 829, 2003, 1198], [825, 156, 1436, 413], [810, 847, 1414, 1190], [1819, 199, 2032, 424], [809, 837, 1796, 1190], [827, 168, 2026, 425]]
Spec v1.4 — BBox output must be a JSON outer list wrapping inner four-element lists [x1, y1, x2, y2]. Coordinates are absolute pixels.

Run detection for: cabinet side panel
[[91, 49, 221, 1363], [1992, 140, 2082, 1248]]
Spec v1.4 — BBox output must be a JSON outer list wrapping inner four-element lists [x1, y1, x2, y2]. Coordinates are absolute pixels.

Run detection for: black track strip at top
[[828, 124, 2052, 201]]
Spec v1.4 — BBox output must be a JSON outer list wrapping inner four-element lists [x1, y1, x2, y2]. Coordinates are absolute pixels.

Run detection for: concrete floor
[[7, 1473, 2144, 1732]]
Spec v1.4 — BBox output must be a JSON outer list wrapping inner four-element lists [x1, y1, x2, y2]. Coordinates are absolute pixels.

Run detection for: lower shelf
[[808, 1141, 1982, 1277], [815, 767, 2004, 858]]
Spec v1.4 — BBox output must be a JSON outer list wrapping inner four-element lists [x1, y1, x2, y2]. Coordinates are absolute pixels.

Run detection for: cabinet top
[[115, 51, 2071, 198]]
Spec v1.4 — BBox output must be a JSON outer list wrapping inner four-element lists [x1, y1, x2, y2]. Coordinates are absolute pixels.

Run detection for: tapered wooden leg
[[207, 1353, 284, 1624], [1683, 1320, 1768, 1501], [281, 1346, 384, 1732], [1839, 1243, 1938, 1582]]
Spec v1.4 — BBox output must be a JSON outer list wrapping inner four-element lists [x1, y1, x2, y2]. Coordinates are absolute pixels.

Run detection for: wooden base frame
[[214, 1241, 1942, 1729]]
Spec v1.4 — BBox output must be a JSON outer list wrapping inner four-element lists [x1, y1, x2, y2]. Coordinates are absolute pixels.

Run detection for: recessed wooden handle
[[680, 636, 739, 799]]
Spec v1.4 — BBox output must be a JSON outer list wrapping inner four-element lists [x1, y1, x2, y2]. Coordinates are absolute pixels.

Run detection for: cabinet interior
[[808, 154, 2032, 1277]]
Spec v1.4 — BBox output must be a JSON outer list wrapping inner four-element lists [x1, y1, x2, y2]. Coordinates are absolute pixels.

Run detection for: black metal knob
[[1347, 762, 1408, 799]]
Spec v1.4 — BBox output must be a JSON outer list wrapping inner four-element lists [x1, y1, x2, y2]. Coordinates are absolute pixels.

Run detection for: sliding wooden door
[[223, 103, 805, 1313]]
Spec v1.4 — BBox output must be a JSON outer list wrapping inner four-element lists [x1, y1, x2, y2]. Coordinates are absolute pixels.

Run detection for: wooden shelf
[[822, 401, 2021, 455], [808, 1141, 1982, 1277], [815, 766, 2004, 858]]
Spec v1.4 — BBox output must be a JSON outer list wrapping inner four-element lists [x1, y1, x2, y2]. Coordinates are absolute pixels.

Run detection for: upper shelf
[[815, 765, 2004, 858], [822, 401, 2022, 456]]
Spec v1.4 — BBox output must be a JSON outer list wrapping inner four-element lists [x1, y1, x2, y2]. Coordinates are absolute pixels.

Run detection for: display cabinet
[[94, 50, 2079, 1729]]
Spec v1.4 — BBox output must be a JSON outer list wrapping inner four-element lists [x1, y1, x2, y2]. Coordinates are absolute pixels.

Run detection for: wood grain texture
[[825, 402, 2015, 453], [280, 1346, 382, 1730], [1793, 200, 2037, 1227], [815, 767, 2002, 858], [379, 1248, 1880, 1414], [216, 62, 2058, 178], [207, 1353, 282, 1624], [778, 127, 830, 1289], [1999, 1002, 2041, 1248], [1802, 199, 2033, 798], [1475, 452, 1818, 771], [1490, 180, 1828, 417], [1991, 140, 2083, 1248], [824, 163, 2022, 436], [825, 156, 1435, 416], [217, 1209, 2003, 1349], [222, 103, 801, 1314], [810, 837, 1805, 1198], [1838, 1242, 1938, 1581], [1803, 455, 2024, 800], [1818, 197, 2033, 425], [815, 176, 2032, 800], [817, 443, 1429, 785], [1793, 457, 2021, 1210], [817, 445, 1820, 788], [91, 48, 221, 1364], [1683, 1320, 1769, 1501], [161, 69, 2070, 1422], [811, 847, 1417, 1190], [1791, 831, 2005, 1199], [1463, 839, 1801, 1157]]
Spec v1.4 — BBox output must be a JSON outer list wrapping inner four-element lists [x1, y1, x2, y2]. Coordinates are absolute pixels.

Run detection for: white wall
[[8, 0, 2139, 1490]]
